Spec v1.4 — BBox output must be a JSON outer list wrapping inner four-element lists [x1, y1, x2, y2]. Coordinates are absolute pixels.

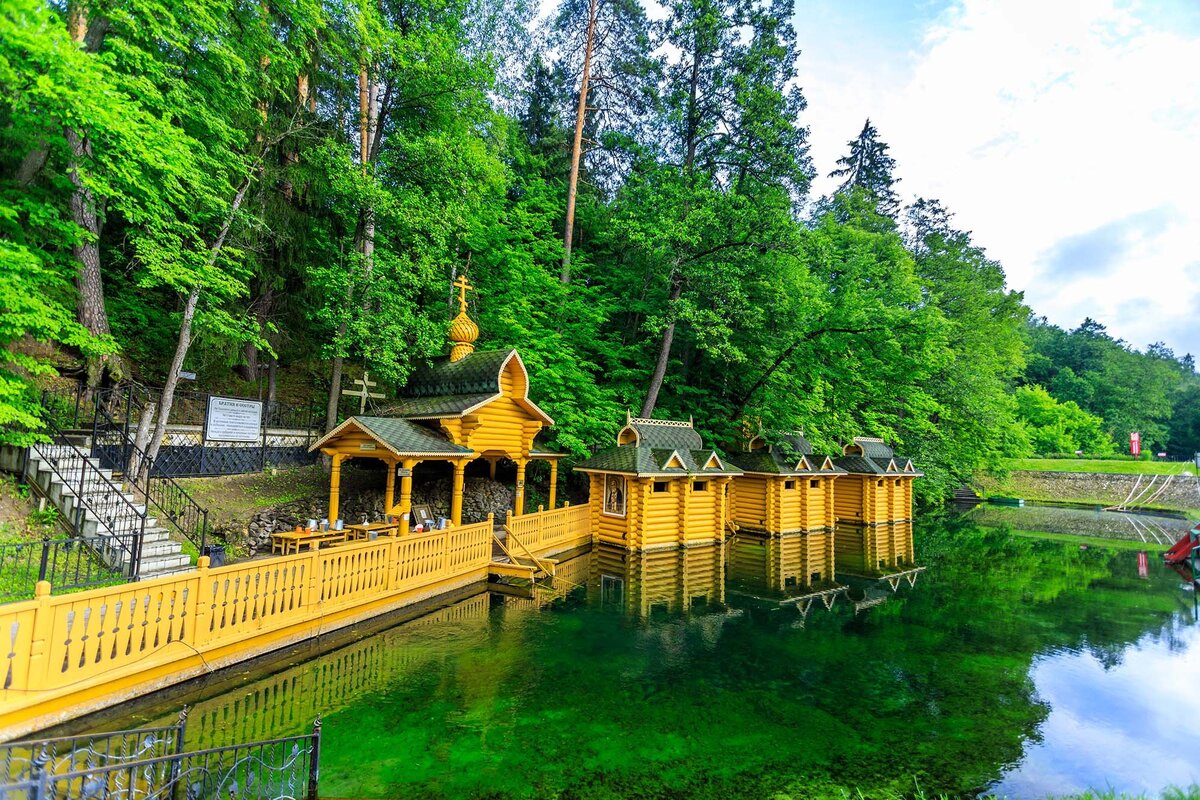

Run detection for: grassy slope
[[176, 465, 329, 531], [1005, 458, 1192, 475]]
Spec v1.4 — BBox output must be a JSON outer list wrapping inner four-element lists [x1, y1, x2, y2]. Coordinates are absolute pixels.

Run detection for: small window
[[784, 480, 796, 490], [693, 481, 708, 492], [811, 571, 821, 583], [653, 481, 669, 493], [877, 480, 884, 487], [784, 576, 796, 587], [810, 479, 820, 489], [894, 479, 901, 486]]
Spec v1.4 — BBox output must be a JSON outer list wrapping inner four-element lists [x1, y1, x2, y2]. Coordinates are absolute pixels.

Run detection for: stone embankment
[[242, 478, 514, 556], [992, 470, 1200, 512]]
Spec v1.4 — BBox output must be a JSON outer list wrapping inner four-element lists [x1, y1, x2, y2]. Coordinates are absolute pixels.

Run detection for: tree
[[830, 118, 900, 219]]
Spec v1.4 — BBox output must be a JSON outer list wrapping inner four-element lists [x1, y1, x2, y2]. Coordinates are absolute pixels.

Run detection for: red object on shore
[[1138, 551, 1148, 577], [1163, 528, 1199, 564]]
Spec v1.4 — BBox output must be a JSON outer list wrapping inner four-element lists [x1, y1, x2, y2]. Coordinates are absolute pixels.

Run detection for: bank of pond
[[41, 509, 1198, 800]]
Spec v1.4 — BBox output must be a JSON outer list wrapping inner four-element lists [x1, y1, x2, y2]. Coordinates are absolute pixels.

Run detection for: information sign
[[205, 396, 263, 442]]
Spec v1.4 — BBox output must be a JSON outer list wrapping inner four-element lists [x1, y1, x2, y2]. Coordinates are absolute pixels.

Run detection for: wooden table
[[271, 530, 348, 555], [345, 522, 401, 541]]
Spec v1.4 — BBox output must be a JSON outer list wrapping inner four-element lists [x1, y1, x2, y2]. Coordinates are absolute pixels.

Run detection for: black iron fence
[[90, 384, 321, 478], [0, 538, 125, 602], [1, 713, 188, 786], [89, 395, 209, 554], [0, 713, 322, 800], [25, 417, 145, 580]]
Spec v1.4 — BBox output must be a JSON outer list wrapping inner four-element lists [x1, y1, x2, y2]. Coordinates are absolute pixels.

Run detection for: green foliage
[[1013, 385, 1113, 456]]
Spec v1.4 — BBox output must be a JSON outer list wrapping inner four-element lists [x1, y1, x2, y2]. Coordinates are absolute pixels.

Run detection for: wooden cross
[[453, 274, 472, 312], [343, 370, 384, 414]]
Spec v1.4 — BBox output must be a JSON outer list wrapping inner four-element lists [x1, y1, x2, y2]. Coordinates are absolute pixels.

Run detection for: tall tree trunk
[[561, 0, 599, 284], [65, 1, 119, 389], [641, 41, 704, 417], [139, 174, 255, 480], [326, 64, 377, 432], [640, 273, 682, 417]]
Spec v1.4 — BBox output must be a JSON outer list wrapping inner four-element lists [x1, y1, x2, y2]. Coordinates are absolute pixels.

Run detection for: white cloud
[[799, 0, 1200, 354]]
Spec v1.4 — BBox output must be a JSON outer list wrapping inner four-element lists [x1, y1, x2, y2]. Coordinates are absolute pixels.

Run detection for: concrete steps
[[22, 444, 193, 580]]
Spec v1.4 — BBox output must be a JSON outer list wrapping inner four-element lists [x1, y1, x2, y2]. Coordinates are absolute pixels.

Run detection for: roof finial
[[448, 274, 479, 362]]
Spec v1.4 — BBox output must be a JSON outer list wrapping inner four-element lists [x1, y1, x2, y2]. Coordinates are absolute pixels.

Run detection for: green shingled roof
[[850, 437, 893, 460], [575, 445, 741, 476], [377, 393, 496, 418], [726, 446, 845, 476], [621, 417, 704, 450], [400, 350, 514, 398], [834, 454, 922, 476], [309, 416, 473, 457]]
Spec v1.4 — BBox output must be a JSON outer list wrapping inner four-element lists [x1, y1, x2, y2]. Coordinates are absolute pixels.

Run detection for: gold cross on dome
[[453, 274, 472, 312]]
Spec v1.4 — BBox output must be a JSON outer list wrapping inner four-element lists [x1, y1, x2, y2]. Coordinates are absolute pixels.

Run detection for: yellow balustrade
[[503, 504, 592, 559], [0, 519, 495, 741]]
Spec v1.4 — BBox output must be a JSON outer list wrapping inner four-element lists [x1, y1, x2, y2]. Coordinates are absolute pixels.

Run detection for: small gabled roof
[[310, 416, 474, 458], [617, 414, 703, 450], [388, 349, 553, 425], [575, 445, 742, 478], [727, 431, 844, 476], [834, 453, 923, 477], [844, 436, 893, 460], [529, 430, 567, 459]]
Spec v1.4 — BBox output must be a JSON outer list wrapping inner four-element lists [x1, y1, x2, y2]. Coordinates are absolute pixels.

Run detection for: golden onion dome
[[448, 274, 479, 362]]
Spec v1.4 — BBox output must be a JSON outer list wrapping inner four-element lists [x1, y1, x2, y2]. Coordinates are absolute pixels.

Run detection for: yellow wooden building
[[726, 431, 843, 535], [574, 415, 742, 551], [309, 277, 566, 531], [588, 542, 725, 617], [726, 531, 838, 598], [832, 437, 921, 525]]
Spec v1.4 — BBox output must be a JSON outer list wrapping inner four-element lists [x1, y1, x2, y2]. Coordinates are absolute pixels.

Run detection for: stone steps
[[21, 444, 193, 580]]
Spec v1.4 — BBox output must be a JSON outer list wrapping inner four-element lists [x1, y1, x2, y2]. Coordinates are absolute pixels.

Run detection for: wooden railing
[[505, 504, 593, 558], [0, 519, 494, 740]]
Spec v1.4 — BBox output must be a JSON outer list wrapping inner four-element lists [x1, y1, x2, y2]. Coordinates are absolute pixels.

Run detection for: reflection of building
[[833, 438, 921, 525], [726, 431, 843, 534], [833, 521, 915, 578], [587, 543, 725, 617], [726, 532, 839, 597], [575, 416, 742, 550]]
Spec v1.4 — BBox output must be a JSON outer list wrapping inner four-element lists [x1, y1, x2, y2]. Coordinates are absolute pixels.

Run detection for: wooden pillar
[[398, 459, 417, 535], [384, 459, 396, 516], [514, 459, 527, 517], [451, 460, 466, 526], [487, 457, 498, 481], [328, 453, 343, 522], [548, 460, 558, 509]]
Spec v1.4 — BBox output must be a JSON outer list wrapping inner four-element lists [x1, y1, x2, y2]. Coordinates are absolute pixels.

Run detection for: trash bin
[[202, 544, 227, 568]]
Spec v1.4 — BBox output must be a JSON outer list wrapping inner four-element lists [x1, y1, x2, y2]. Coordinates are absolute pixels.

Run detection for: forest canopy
[[2, 0, 1197, 501]]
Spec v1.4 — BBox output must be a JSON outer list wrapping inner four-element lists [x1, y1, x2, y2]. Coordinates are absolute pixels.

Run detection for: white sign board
[[205, 396, 263, 442]]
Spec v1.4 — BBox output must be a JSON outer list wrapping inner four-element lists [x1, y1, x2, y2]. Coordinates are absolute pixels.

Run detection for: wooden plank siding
[[734, 475, 837, 535]]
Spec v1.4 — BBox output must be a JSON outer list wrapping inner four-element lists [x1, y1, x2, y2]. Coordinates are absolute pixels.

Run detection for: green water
[[75, 513, 1198, 799]]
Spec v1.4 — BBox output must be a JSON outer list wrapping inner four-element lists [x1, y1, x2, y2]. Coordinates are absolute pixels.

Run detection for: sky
[[793, 0, 1200, 357]]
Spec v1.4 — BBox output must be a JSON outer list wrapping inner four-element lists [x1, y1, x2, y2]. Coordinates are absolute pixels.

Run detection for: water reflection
[[971, 503, 1190, 546], [996, 621, 1200, 797], [587, 543, 726, 618], [52, 513, 1200, 799]]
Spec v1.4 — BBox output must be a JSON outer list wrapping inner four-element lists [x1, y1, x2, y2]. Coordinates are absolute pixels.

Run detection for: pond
[[64, 510, 1199, 799]]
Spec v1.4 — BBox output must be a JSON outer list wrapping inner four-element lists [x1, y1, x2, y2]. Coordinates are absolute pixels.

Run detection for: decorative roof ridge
[[629, 415, 695, 429]]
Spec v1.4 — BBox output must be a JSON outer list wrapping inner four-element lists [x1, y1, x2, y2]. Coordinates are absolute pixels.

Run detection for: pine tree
[[830, 118, 900, 218]]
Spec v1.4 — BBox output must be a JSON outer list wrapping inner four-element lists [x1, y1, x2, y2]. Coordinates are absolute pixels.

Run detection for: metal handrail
[[90, 391, 209, 553], [29, 415, 145, 579]]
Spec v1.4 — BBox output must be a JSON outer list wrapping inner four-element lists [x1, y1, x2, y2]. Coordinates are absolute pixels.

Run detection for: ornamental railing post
[[307, 717, 322, 800], [168, 705, 189, 800], [29, 745, 49, 800], [38, 537, 50, 583]]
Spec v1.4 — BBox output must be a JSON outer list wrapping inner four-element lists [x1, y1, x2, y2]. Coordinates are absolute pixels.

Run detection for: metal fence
[[1, 713, 188, 786], [94, 384, 321, 478], [0, 713, 321, 800], [0, 539, 125, 602]]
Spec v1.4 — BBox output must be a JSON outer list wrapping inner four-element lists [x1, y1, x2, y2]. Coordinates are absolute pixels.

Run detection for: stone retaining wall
[[240, 478, 514, 556], [999, 471, 1200, 510]]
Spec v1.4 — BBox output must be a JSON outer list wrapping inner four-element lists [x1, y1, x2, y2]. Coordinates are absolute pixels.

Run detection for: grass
[[177, 465, 328, 530], [1006, 458, 1192, 475]]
